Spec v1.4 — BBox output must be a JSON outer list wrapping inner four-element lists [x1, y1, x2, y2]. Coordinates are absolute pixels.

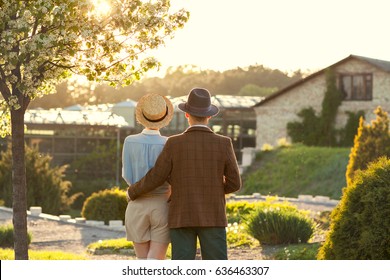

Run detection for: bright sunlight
[[92, 0, 111, 17]]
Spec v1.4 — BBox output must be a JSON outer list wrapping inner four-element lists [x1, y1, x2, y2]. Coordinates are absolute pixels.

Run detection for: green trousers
[[170, 227, 228, 260]]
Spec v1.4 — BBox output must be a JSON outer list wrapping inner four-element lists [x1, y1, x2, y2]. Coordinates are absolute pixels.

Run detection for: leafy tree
[[0, 0, 188, 259]]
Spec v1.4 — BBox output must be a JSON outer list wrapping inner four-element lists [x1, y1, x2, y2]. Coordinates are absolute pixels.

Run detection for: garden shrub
[[226, 201, 256, 223], [81, 187, 127, 224], [226, 222, 258, 248], [246, 204, 315, 245], [0, 225, 31, 248], [317, 157, 390, 260], [0, 144, 76, 215]]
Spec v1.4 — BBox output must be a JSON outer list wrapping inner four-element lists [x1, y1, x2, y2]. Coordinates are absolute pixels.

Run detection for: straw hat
[[136, 93, 174, 129], [178, 88, 219, 117]]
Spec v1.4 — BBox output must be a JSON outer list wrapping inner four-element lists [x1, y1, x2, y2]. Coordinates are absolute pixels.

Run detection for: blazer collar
[[184, 126, 214, 134]]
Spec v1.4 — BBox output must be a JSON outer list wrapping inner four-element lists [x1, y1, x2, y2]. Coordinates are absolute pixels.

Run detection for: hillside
[[240, 145, 351, 200]]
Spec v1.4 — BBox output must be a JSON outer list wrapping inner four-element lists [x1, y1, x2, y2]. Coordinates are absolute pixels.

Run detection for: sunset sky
[[148, 0, 390, 75]]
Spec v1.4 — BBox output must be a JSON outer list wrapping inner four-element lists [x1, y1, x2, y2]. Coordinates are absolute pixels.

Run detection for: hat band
[[185, 103, 212, 113], [142, 106, 168, 123]]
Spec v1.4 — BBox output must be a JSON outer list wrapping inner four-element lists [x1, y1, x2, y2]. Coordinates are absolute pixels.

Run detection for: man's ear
[[185, 112, 190, 118]]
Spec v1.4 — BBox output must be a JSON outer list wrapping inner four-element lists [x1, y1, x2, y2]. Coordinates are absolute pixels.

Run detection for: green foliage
[[238, 84, 277, 97], [318, 157, 390, 259], [246, 204, 315, 245], [318, 70, 344, 146], [68, 179, 119, 211], [226, 222, 258, 248], [346, 107, 390, 187], [81, 188, 127, 225], [0, 225, 31, 248], [0, 248, 86, 260], [67, 141, 122, 210], [242, 145, 349, 199], [287, 108, 321, 146], [274, 243, 321, 260], [338, 111, 365, 147], [0, 145, 76, 215], [226, 201, 257, 223], [69, 141, 118, 180], [287, 69, 359, 147]]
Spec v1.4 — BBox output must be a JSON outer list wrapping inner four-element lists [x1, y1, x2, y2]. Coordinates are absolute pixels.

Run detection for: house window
[[338, 73, 373, 100]]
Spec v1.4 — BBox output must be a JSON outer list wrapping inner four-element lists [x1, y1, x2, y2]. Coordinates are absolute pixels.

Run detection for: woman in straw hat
[[122, 93, 174, 260]]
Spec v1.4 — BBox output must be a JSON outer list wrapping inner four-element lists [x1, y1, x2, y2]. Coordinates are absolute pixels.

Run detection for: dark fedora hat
[[178, 88, 219, 117]]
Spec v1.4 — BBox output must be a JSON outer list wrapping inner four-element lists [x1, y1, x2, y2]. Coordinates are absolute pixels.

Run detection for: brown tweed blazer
[[127, 126, 242, 228]]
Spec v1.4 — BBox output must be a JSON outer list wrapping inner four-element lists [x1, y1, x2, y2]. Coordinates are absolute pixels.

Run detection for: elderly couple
[[122, 88, 242, 260]]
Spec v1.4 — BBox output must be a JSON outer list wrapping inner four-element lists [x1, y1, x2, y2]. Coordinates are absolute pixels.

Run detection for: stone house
[[253, 55, 390, 148]]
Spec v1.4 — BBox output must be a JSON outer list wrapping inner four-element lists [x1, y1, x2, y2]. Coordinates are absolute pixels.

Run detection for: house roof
[[254, 54, 390, 107]]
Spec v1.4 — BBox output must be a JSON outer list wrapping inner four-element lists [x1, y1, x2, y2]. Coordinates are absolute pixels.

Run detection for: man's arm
[[127, 141, 172, 200], [224, 138, 242, 194]]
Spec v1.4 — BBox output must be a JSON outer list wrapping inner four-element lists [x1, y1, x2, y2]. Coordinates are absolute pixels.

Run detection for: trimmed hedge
[[81, 188, 127, 225]]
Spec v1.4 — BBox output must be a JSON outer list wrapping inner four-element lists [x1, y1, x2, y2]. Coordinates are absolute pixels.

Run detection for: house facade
[[253, 55, 390, 148]]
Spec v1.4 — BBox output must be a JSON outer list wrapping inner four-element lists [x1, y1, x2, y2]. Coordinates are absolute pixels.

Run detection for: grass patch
[[242, 144, 350, 199], [87, 238, 173, 259], [87, 238, 134, 254], [273, 243, 321, 260], [0, 248, 86, 260]]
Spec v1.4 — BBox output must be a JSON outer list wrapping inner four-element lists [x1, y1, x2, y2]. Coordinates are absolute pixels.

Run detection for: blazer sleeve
[[127, 139, 172, 200], [224, 137, 242, 194]]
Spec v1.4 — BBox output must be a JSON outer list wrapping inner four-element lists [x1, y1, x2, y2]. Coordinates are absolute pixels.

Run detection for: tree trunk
[[11, 108, 29, 260]]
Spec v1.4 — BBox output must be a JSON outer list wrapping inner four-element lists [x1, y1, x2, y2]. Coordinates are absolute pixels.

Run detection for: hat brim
[[136, 95, 174, 129], [178, 103, 219, 117]]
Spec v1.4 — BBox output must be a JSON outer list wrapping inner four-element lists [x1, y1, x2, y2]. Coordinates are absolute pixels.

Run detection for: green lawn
[[241, 144, 350, 200]]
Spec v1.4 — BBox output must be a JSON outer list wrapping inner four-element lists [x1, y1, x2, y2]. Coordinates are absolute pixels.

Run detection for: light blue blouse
[[122, 129, 170, 196]]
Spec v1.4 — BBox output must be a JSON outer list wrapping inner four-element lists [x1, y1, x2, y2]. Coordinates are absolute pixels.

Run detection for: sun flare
[[92, 0, 111, 17]]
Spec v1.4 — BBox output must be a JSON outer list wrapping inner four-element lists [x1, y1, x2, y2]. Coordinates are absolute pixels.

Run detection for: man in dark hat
[[127, 88, 242, 260]]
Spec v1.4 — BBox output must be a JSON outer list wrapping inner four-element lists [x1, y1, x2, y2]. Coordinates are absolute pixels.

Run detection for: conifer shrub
[[318, 157, 390, 259], [345, 107, 390, 186], [0, 225, 31, 248], [81, 188, 127, 225], [0, 144, 75, 215], [246, 203, 315, 245]]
